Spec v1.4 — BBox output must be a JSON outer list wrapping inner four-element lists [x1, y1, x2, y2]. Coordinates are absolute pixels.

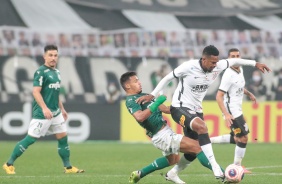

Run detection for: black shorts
[[170, 106, 204, 140], [230, 115, 249, 137]]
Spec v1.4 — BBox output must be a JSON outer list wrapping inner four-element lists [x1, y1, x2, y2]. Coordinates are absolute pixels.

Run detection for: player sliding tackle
[[120, 71, 225, 184], [136, 45, 271, 183]]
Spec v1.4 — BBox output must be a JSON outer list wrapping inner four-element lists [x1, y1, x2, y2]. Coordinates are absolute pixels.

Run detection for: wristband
[[149, 95, 166, 112]]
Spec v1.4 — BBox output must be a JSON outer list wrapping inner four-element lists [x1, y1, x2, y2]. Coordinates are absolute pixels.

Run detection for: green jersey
[[32, 65, 61, 119], [125, 93, 166, 137]]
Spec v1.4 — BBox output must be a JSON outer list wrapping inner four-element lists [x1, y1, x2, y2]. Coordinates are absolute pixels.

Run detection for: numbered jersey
[[172, 59, 228, 113], [125, 93, 166, 137], [32, 65, 61, 119], [219, 67, 245, 118]]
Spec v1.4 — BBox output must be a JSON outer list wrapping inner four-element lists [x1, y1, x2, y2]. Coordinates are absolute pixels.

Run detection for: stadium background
[[0, 0, 281, 143]]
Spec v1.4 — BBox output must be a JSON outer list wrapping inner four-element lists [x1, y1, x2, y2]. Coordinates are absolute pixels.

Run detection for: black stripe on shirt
[[173, 70, 177, 78]]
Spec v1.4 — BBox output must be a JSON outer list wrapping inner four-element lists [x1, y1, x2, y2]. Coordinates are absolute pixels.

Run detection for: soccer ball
[[224, 164, 245, 183]]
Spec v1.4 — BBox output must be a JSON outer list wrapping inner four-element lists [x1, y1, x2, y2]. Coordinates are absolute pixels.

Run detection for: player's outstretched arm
[[226, 58, 271, 73], [255, 62, 271, 73]]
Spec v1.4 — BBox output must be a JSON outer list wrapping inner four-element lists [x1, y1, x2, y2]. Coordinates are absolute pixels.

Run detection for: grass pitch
[[0, 141, 281, 184]]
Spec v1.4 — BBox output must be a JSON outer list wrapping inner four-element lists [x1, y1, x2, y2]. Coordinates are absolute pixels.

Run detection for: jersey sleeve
[[218, 70, 233, 93], [126, 99, 142, 115], [33, 70, 44, 87], [173, 61, 190, 78]]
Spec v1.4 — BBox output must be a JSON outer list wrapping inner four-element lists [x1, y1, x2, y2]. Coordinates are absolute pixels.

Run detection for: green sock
[[140, 157, 169, 178], [58, 136, 71, 168], [197, 151, 224, 172], [7, 135, 36, 165]]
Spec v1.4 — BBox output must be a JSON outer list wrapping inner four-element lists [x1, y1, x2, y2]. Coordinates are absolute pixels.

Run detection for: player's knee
[[193, 121, 207, 134], [238, 135, 248, 143]]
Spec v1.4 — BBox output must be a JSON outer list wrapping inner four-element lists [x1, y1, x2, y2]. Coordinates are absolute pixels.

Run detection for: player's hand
[[224, 113, 234, 127], [136, 94, 154, 104], [255, 63, 271, 73], [248, 92, 257, 104], [42, 107, 53, 120], [61, 109, 68, 121]]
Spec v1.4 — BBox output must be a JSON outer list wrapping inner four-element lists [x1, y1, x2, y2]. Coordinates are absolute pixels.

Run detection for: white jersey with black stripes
[[218, 67, 245, 118], [171, 59, 228, 112], [150, 58, 255, 113]]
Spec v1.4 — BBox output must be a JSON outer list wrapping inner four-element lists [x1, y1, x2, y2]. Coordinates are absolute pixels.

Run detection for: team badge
[[179, 115, 185, 127]]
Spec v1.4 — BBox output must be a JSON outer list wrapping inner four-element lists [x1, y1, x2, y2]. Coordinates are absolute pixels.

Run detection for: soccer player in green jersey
[[120, 71, 225, 184], [3, 45, 84, 174]]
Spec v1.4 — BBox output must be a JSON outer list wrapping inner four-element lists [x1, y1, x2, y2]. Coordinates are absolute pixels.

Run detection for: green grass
[[0, 141, 281, 184]]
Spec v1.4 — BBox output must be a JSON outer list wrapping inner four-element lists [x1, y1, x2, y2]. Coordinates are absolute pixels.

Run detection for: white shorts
[[151, 125, 183, 156], [28, 113, 67, 138]]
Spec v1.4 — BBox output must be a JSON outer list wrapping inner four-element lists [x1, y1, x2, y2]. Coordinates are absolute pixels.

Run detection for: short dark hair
[[202, 45, 219, 56], [44, 45, 58, 53], [120, 71, 137, 90], [228, 48, 239, 55]]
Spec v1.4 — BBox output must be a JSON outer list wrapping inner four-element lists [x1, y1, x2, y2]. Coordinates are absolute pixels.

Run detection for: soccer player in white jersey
[[210, 48, 256, 174], [136, 45, 270, 183]]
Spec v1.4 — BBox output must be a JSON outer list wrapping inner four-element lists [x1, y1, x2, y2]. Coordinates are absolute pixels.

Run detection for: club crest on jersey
[[179, 115, 185, 127], [212, 71, 219, 80]]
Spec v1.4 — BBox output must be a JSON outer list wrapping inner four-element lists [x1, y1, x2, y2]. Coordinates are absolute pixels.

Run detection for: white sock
[[210, 134, 231, 144], [169, 155, 191, 174], [234, 145, 246, 165], [201, 143, 217, 167]]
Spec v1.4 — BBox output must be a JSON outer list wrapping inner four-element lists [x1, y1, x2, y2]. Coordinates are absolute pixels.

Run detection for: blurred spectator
[[224, 30, 235, 46], [157, 48, 169, 57], [155, 31, 166, 47], [238, 31, 249, 44], [250, 30, 262, 43], [267, 46, 279, 58], [195, 31, 207, 46], [271, 69, 282, 100], [151, 64, 172, 88], [169, 31, 181, 47], [142, 32, 154, 47], [2, 30, 17, 47], [18, 31, 29, 46], [87, 34, 98, 48], [45, 34, 56, 45], [72, 34, 84, 49], [128, 32, 139, 47], [99, 34, 113, 48], [183, 31, 194, 46], [185, 49, 195, 59], [264, 31, 275, 43], [210, 31, 221, 46], [246, 70, 267, 101], [254, 45, 267, 60], [0, 47, 5, 55], [113, 33, 125, 48], [278, 32, 282, 44], [31, 33, 42, 47], [59, 33, 70, 48]]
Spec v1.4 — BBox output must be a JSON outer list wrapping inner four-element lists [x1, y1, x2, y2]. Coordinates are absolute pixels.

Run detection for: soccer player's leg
[[52, 114, 84, 173], [171, 107, 224, 180], [232, 115, 251, 174], [3, 119, 43, 174]]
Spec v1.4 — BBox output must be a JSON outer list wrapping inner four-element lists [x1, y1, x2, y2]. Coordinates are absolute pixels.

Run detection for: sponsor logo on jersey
[[232, 128, 241, 135], [191, 85, 208, 93], [49, 82, 60, 90], [179, 115, 185, 127]]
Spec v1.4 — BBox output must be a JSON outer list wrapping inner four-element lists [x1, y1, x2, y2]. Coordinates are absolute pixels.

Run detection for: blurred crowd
[[0, 26, 282, 59]]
